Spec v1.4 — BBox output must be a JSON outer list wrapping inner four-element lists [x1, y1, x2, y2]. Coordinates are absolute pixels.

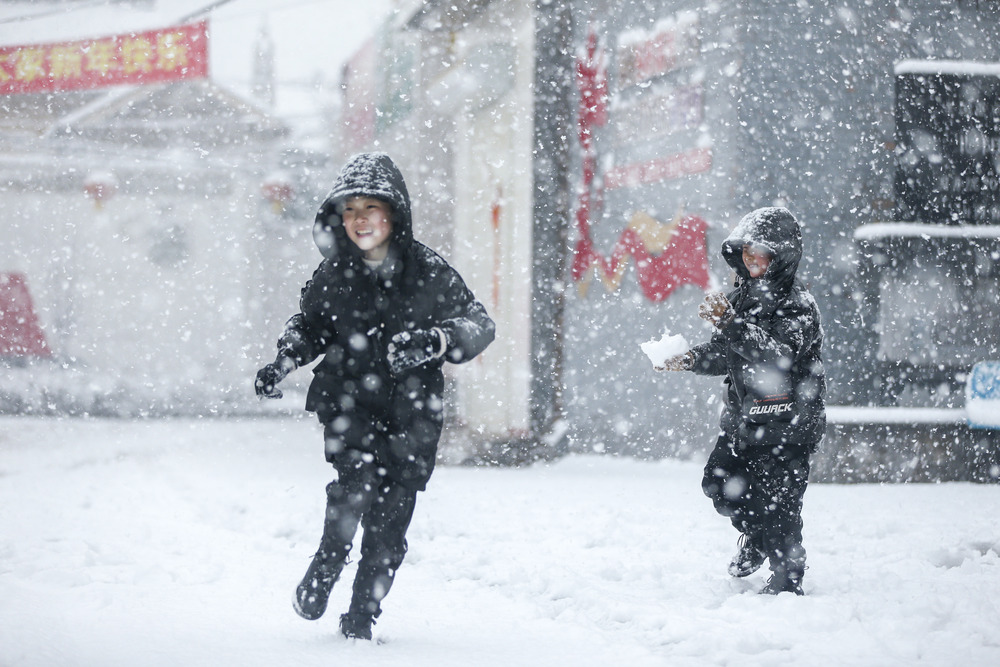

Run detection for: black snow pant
[[701, 434, 811, 579], [317, 427, 418, 620]]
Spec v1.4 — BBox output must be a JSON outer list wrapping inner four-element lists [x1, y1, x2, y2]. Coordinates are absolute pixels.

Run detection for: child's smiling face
[[342, 196, 393, 261], [742, 244, 772, 278]]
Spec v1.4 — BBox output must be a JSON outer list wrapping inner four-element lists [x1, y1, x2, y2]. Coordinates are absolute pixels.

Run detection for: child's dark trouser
[[319, 447, 417, 621], [701, 435, 810, 579]]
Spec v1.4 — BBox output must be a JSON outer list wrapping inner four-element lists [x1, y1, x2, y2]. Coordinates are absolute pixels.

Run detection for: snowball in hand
[[640, 331, 690, 367]]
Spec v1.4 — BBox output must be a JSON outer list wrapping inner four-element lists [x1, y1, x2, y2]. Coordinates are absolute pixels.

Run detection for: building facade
[[0, 74, 326, 414], [348, 0, 1000, 474]]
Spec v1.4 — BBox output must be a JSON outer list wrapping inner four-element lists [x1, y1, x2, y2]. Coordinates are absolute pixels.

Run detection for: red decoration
[[83, 172, 116, 209], [490, 186, 503, 309], [261, 174, 294, 214], [571, 25, 712, 302], [0, 272, 52, 358], [576, 28, 608, 139], [571, 212, 711, 302]]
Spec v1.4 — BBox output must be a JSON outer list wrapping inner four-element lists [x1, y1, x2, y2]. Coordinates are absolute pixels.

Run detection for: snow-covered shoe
[[759, 572, 804, 596], [728, 533, 766, 578], [293, 552, 342, 620], [339, 612, 374, 640]]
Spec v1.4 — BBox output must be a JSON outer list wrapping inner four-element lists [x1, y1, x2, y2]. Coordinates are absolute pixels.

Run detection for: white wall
[[450, 1, 535, 436]]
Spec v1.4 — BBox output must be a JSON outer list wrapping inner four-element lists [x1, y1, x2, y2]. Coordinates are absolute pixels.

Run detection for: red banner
[[603, 147, 713, 190], [0, 20, 208, 95]]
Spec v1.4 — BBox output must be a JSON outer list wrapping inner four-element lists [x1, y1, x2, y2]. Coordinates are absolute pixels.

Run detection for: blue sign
[[967, 361, 1000, 429]]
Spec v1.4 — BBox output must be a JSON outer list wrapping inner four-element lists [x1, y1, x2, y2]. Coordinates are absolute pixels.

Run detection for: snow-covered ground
[[1, 416, 999, 667]]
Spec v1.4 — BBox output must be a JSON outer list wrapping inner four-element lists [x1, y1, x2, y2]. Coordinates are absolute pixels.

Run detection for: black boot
[[728, 532, 766, 578], [759, 569, 804, 595], [759, 545, 805, 596], [339, 580, 383, 639], [339, 612, 374, 640], [293, 550, 344, 620]]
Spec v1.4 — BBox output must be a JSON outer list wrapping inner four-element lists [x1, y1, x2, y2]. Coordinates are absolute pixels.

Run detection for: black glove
[[387, 328, 447, 375], [254, 358, 292, 399]]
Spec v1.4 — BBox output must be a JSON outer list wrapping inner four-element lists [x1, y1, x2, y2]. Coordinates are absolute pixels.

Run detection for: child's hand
[[655, 352, 694, 372], [387, 328, 448, 374], [254, 363, 286, 399], [698, 292, 734, 328]]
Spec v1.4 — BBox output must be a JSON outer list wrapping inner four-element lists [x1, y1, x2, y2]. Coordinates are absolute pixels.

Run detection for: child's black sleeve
[[433, 268, 496, 364], [273, 271, 330, 368], [276, 313, 324, 367], [689, 332, 728, 376]]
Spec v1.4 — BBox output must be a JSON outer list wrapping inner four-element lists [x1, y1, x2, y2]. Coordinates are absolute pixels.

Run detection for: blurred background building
[[343, 0, 1000, 478], [0, 1, 342, 414], [1, 0, 998, 480]]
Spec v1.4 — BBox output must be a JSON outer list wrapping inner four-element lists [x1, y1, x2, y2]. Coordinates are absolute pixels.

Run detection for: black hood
[[721, 206, 802, 298], [312, 152, 413, 260]]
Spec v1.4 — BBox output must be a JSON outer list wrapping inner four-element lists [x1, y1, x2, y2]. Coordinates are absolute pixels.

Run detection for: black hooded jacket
[[275, 153, 495, 489], [689, 207, 826, 448]]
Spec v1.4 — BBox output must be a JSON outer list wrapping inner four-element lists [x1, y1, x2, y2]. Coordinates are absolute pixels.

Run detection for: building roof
[[0, 78, 285, 145]]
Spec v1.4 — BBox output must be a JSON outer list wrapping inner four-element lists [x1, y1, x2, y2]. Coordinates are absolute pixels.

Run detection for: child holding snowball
[[254, 153, 494, 638], [657, 207, 825, 595]]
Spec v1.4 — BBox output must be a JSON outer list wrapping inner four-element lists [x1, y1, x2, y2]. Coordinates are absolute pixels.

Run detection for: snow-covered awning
[[827, 406, 966, 425], [854, 222, 1000, 241], [895, 59, 1000, 77]]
